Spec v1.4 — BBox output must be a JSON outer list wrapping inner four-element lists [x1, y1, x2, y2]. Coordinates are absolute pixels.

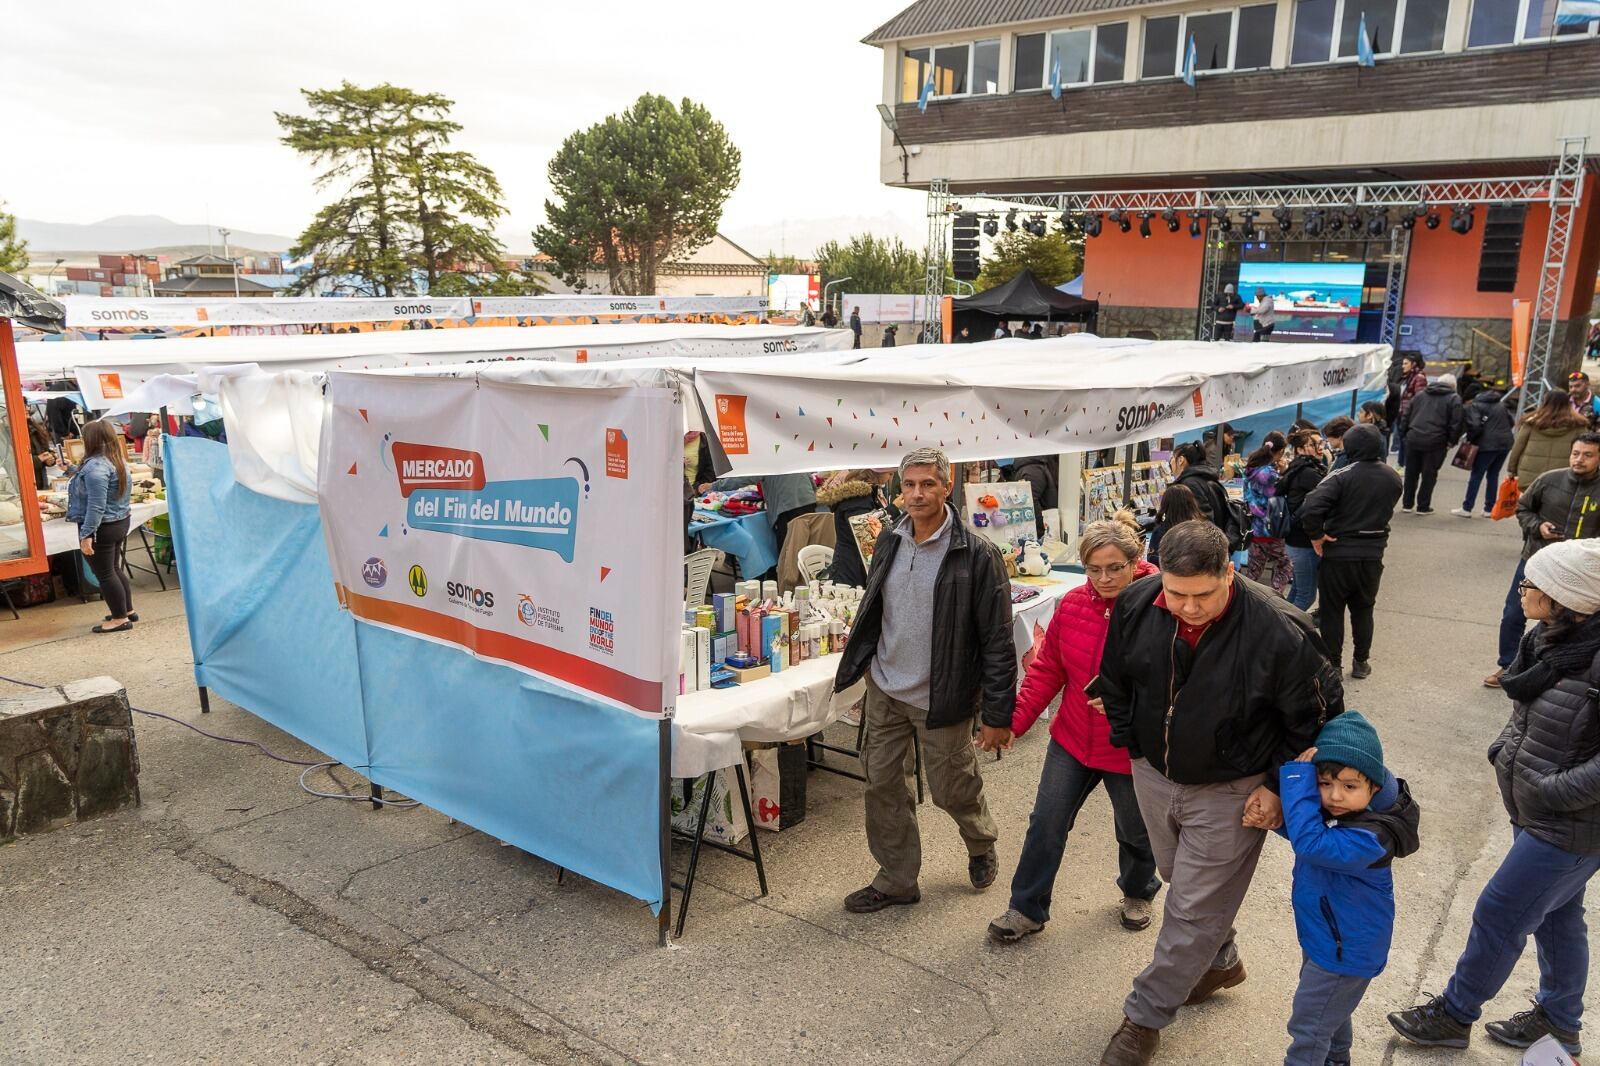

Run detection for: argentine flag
[[1556, 0, 1600, 24], [1357, 11, 1377, 66], [1050, 53, 1063, 100], [1182, 34, 1198, 87], [917, 71, 935, 112]]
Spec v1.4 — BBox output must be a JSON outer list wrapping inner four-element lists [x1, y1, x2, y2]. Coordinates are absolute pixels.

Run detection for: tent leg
[[675, 772, 716, 940], [370, 783, 383, 811], [658, 718, 672, 947], [732, 761, 768, 898], [1350, 388, 1359, 418], [198, 685, 211, 715]]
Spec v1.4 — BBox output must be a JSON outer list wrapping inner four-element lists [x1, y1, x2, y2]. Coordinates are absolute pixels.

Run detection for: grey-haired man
[[834, 448, 1018, 912]]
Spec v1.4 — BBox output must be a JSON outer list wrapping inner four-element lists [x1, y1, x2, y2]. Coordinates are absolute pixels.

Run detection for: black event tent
[[951, 269, 1098, 339]]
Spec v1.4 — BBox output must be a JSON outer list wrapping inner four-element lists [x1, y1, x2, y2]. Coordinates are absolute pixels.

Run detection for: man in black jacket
[[1400, 372, 1465, 513], [1097, 522, 1344, 1066], [1297, 425, 1404, 678], [1001, 455, 1058, 538], [835, 448, 1017, 913]]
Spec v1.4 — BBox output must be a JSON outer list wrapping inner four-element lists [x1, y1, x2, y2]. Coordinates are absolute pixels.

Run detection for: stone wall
[[0, 677, 140, 842], [1096, 306, 1197, 340]]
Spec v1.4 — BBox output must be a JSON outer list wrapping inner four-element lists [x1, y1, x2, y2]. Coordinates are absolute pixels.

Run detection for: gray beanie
[[1436, 373, 1457, 388], [1525, 539, 1600, 615]]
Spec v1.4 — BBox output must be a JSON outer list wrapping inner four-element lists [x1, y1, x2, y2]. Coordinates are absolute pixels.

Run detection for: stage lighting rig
[[1450, 206, 1474, 235]]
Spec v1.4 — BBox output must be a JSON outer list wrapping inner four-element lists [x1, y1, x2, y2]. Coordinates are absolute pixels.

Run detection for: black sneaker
[[969, 848, 998, 890], [1416, 508, 1436, 515], [1485, 1003, 1582, 1056], [843, 885, 920, 913], [1351, 660, 1372, 679], [1388, 995, 1471, 1049]]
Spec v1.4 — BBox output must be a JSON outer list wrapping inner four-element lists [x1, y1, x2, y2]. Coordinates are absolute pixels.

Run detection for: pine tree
[[0, 201, 29, 275]]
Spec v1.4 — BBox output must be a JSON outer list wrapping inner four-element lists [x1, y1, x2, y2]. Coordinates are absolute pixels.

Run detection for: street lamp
[[876, 104, 912, 185], [45, 258, 65, 294], [218, 227, 241, 298], [821, 275, 853, 320]]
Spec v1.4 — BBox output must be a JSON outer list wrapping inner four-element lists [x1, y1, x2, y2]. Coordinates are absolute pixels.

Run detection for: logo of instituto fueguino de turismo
[[361, 557, 387, 589], [408, 564, 428, 597]]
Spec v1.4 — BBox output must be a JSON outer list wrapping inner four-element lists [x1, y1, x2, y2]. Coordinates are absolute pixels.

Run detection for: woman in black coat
[[1455, 388, 1516, 517], [1279, 427, 1328, 612], [815, 469, 893, 590], [1388, 538, 1600, 1055]]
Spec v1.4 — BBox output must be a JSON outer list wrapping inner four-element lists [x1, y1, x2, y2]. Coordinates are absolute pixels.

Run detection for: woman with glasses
[[1389, 538, 1600, 1056], [987, 512, 1163, 943], [1280, 428, 1329, 612]]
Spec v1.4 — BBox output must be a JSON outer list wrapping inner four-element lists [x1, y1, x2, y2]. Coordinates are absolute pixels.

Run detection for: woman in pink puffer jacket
[[987, 512, 1164, 943]]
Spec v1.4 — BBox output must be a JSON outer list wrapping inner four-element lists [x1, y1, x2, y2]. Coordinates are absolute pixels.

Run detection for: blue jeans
[[1009, 740, 1161, 924], [1285, 957, 1369, 1065], [1463, 448, 1509, 513], [1498, 559, 1529, 668], [1286, 545, 1320, 611], [1444, 828, 1600, 1033]]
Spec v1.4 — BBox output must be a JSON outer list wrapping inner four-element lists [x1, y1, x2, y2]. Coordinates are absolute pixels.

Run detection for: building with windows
[[153, 253, 276, 297], [523, 234, 770, 298], [868, 0, 1600, 377]]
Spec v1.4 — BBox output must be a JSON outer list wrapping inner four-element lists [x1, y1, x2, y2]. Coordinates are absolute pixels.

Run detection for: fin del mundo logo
[[391, 441, 582, 563]]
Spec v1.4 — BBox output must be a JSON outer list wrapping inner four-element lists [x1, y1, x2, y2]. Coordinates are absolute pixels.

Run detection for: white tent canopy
[[204, 335, 1388, 505], [16, 323, 853, 409]]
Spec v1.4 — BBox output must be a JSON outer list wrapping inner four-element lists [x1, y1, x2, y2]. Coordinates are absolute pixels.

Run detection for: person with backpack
[[1243, 432, 1292, 595], [1170, 442, 1245, 551], [1296, 425, 1404, 679], [1280, 428, 1329, 612], [1400, 372, 1465, 514], [1453, 385, 1516, 518]]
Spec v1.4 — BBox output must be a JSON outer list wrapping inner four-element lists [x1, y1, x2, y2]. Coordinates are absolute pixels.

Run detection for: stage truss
[[924, 138, 1590, 406]]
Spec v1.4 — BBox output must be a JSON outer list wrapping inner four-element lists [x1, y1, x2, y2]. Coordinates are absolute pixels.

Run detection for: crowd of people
[[829, 355, 1600, 1063]]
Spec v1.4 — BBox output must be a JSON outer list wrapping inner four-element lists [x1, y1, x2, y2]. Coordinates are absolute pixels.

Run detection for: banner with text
[[318, 372, 682, 717]]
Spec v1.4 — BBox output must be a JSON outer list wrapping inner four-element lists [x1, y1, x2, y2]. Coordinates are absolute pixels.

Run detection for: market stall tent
[[951, 269, 1098, 336], [163, 335, 1388, 938]]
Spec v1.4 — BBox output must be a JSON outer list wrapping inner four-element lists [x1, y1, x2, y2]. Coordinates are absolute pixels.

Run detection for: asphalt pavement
[[0, 460, 1578, 1065]]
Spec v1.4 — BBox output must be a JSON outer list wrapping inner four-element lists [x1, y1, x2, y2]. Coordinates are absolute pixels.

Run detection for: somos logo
[[761, 338, 799, 353], [447, 581, 495, 616], [87, 309, 151, 323], [1115, 401, 1175, 433], [1322, 367, 1353, 386], [608, 300, 641, 311], [392, 442, 487, 497], [392, 303, 434, 316]]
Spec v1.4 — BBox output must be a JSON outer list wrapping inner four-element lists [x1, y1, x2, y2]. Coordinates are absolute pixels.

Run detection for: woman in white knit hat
[[1389, 537, 1600, 1055]]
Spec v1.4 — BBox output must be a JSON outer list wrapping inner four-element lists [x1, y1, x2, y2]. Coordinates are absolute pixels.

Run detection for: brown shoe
[[969, 848, 999, 890], [1183, 960, 1247, 1006], [1099, 1016, 1159, 1065], [843, 885, 920, 913], [1483, 668, 1504, 688]]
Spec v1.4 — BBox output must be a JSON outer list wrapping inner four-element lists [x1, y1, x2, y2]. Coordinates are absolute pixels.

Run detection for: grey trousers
[[1124, 757, 1268, 1030], [863, 677, 999, 895], [1284, 957, 1369, 1065]]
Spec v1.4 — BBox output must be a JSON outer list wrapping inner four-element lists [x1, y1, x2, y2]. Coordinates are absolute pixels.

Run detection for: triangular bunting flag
[[798, 406, 806, 416], [378, 525, 388, 538], [537, 424, 550, 441], [600, 567, 612, 582], [348, 462, 358, 475], [826, 417, 833, 427], [808, 442, 815, 451], [357, 408, 369, 422]]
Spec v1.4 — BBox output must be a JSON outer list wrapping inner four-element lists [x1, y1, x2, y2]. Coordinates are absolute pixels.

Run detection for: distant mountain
[[17, 215, 293, 255], [726, 212, 927, 261]]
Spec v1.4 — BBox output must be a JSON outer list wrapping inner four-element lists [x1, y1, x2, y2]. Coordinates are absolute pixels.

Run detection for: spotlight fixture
[[1162, 208, 1180, 233], [1138, 212, 1153, 239], [1450, 206, 1474, 235], [1005, 209, 1019, 233], [1188, 212, 1204, 238], [1344, 207, 1363, 231], [1082, 212, 1103, 238], [1210, 208, 1233, 234], [1032, 215, 1049, 237], [1059, 210, 1075, 232], [1412, 203, 1430, 219], [1366, 209, 1388, 237], [1327, 213, 1344, 234], [1117, 214, 1132, 233], [1272, 207, 1292, 232], [1401, 214, 1416, 231], [1424, 213, 1441, 229], [1303, 210, 1324, 237], [1108, 208, 1124, 224], [983, 216, 999, 237]]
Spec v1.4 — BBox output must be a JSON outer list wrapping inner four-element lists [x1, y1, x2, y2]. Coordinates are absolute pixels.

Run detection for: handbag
[[1490, 476, 1521, 521], [1451, 440, 1480, 471]]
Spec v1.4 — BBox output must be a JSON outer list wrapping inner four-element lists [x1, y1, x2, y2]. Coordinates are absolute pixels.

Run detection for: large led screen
[[1236, 262, 1365, 342]]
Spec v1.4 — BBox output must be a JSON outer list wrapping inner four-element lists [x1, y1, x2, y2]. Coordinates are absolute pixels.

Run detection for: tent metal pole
[[1351, 389, 1359, 418], [1121, 446, 1135, 507], [658, 717, 672, 947]]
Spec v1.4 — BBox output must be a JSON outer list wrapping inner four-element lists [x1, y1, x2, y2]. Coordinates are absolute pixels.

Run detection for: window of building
[[1294, 0, 1456, 63], [1014, 34, 1047, 90], [1338, 0, 1398, 55], [973, 38, 1001, 93], [900, 47, 930, 102], [1467, 0, 1598, 45], [1096, 22, 1130, 80], [1051, 28, 1095, 83], [1142, 7, 1277, 77], [1235, 4, 1278, 67], [1291, 0, 1338, 61], [933, 44, 970, 94], [1142, 16, 1181, 76], [903, 39, 1003, 101]]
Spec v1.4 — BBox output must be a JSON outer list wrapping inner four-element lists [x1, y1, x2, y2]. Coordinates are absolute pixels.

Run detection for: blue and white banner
[[1556, 0, 1600, 24], [318, 371, 683, 716]]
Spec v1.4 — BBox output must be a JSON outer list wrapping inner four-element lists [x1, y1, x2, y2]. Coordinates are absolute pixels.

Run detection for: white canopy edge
[[17, 323, 851, 411], [199, 336, 1389, 505]]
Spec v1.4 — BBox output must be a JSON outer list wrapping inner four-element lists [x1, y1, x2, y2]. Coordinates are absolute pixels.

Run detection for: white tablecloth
[[671, 570, 1089, 777], [41, 500, 168, 556]]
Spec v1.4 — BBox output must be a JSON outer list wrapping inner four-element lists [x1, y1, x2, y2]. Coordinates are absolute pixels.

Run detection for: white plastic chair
[[684, 547, 723, 608], [796, 544, 834, 585]]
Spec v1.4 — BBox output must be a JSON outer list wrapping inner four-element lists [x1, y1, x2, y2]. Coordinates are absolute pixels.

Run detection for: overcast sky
[[9, 0, 924, 252]]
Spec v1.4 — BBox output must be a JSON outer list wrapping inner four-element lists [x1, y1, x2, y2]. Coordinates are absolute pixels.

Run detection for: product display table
[[688, 511, 778, 578], [40, 500, 168, 556]]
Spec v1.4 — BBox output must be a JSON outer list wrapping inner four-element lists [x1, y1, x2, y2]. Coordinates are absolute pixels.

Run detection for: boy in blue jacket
[[1279, 711, 1422, 1066]]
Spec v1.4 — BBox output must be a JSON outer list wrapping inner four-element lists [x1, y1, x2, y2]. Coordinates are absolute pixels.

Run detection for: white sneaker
[[1402, 505, 1413, 513], [1450, 508, 1473, 517], [987, 907, 1044, 943]]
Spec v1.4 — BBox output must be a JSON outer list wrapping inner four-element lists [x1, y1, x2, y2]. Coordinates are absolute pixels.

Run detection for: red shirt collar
[[1154, 578, 1236, 646]]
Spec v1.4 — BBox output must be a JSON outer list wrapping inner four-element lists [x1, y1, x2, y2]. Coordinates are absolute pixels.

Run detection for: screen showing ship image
[[1236, 262, 1365, 342]]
